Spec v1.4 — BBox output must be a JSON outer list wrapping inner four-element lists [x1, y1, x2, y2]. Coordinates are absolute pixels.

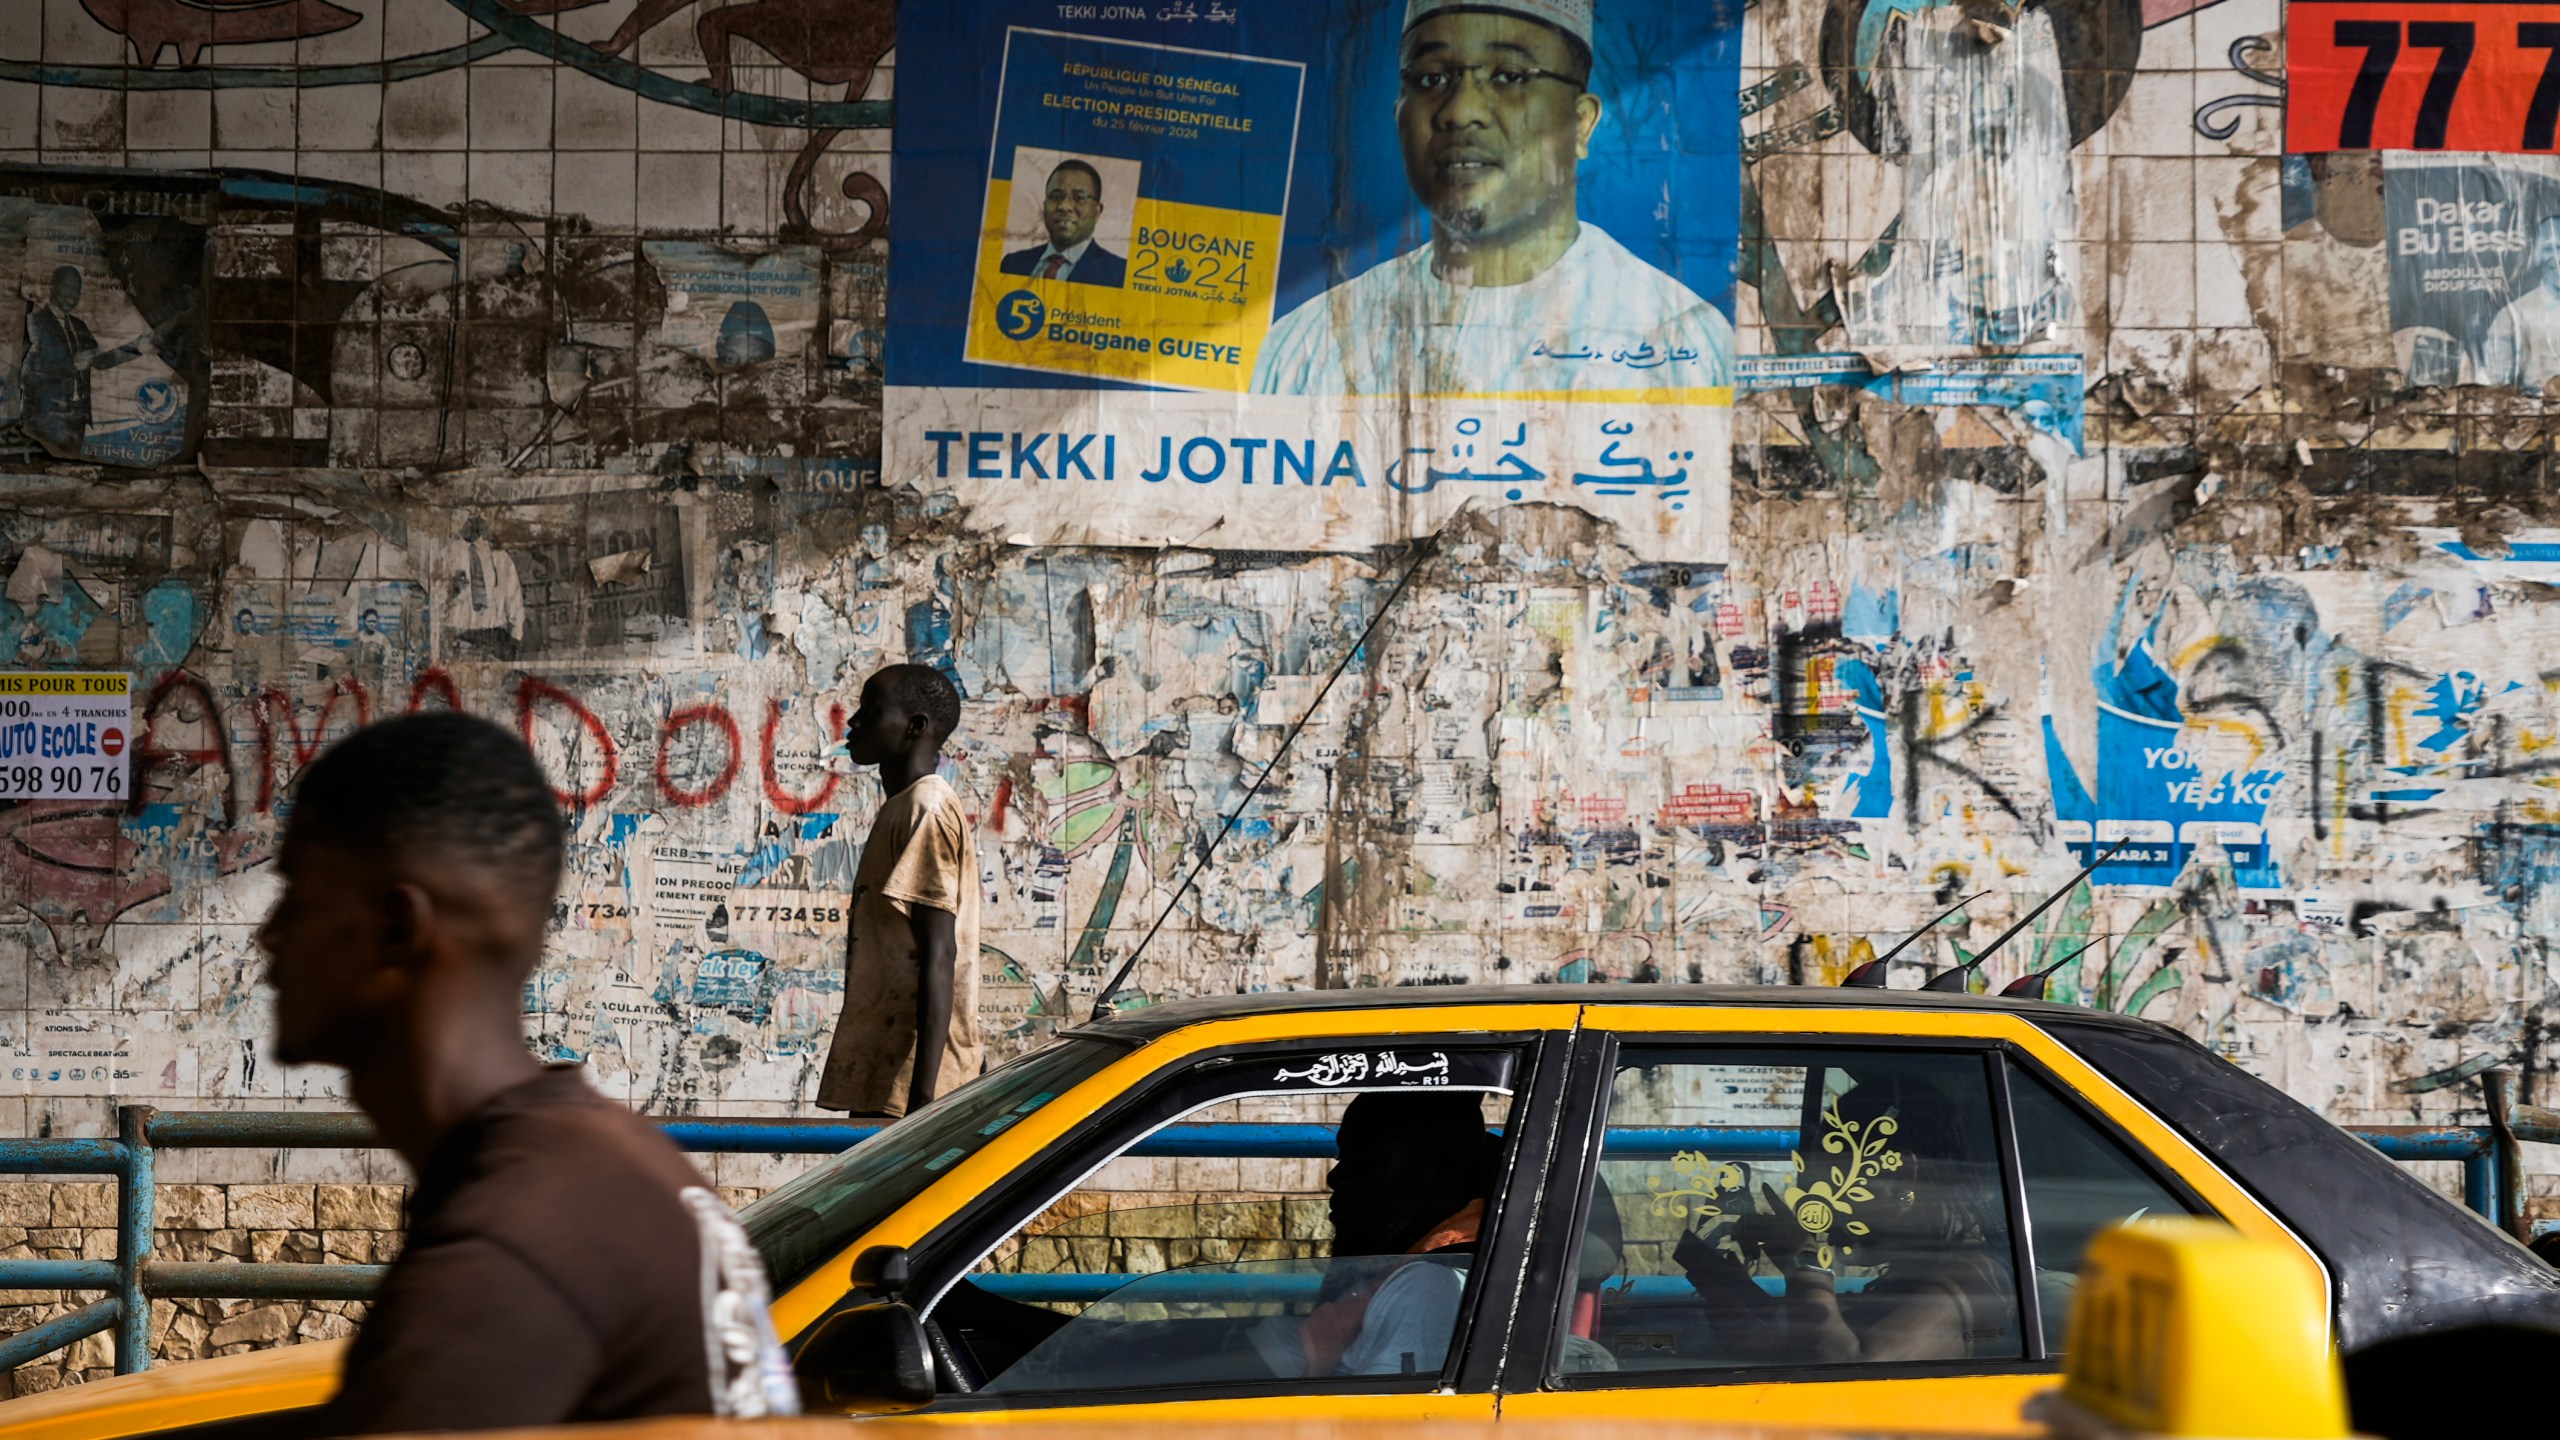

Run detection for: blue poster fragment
[[1738, 352, 2085, 454], [2044, 588, 2283, 891]]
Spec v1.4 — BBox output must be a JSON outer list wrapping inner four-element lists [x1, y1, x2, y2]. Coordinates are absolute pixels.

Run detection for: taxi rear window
[[744, 1037, 1128, 1291]]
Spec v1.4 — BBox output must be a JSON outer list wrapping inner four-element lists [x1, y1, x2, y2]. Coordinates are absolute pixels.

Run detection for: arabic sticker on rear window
[[1266, 1047, 1514, 1091]]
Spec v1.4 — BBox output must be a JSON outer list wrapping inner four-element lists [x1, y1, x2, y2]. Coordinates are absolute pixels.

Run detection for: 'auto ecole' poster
[[885, 0, 1741, 562]]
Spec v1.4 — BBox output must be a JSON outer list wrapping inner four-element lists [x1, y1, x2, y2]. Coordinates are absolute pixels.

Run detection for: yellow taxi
[[2, 986, 2551, 1439]]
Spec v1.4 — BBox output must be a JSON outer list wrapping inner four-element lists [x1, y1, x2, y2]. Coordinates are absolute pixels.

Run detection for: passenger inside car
[[1280, 1089, 1504, 1376], [962, 1081, 1518, 1395], [1672, 1069, 2012, 1363]]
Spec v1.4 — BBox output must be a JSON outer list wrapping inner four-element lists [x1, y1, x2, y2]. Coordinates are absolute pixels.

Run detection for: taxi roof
[[1069, 982, 2159, 1042]]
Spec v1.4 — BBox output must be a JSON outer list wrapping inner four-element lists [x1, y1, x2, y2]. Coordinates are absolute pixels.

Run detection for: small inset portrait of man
[[1253, 0, 1733, 397], [19, 261, 166, 456], [997, 149, 1140, 290]]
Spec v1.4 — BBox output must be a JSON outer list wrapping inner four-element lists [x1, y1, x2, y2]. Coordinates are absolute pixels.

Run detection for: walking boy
[[816, 663, 982, 1116]]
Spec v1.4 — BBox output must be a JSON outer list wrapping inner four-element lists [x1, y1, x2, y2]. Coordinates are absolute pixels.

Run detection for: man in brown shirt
[[259, 713, 799, 1432], [816, 663, 983, 1116]]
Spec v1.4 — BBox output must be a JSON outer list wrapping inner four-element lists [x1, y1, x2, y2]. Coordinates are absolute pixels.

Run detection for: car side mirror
[[796, 1299, 936, 1410], [851, 1243, 913, 1293]]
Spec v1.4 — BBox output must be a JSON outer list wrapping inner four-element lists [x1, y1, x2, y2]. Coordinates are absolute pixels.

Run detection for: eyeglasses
[[1398, 62, 1585, 100]]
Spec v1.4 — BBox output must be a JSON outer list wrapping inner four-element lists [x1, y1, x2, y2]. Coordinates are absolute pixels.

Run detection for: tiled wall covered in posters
[[0, 0, 2554, 1261]]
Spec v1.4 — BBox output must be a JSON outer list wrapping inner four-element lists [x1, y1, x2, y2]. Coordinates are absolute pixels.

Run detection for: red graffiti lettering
[[407, 669, 462, 713], [988, 772, 1014, 833], [516, 676, 618, 809], [253, 679, 372, 813], [134, 668, 236, 825], [656, 704, 742, 807], [761, 697, 845, 815]]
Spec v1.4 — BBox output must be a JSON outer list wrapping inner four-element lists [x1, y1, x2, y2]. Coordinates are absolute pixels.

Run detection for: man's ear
[[382, 881, 437, 972], [1574, 92, 1602, 159]]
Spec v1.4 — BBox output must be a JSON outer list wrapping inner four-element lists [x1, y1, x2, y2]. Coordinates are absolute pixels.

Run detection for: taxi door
[[1493, 1005, 2323, 1436], [812, 1006, 1580, 1426]]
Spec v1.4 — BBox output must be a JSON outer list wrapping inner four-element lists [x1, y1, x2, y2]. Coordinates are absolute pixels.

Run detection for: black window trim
[[2034, 1015, 2556, 1350], [1995, 1041, 2218, 1222], [1517, 1029, 2061, 1394], [1497, 1016, 1614, 1397], [883, 1028, 1568, 1414], [1983, 1047, 2046, 1364]]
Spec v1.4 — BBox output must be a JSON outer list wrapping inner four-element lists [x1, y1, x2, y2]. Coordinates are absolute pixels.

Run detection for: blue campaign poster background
[[889, 0, 1743, 393]]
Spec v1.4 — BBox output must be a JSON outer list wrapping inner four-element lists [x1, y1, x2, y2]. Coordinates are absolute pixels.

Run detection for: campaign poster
[[0, 202, 190, 468], [887, 0, 1742, 563], [1826, 5, 2078, 355], [2381, 154, 2560, 389], [643, 242, 824, 371]]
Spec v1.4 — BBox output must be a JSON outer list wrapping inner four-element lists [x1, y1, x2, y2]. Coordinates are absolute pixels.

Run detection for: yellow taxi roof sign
[[2044, 1216, 2347, 1439]]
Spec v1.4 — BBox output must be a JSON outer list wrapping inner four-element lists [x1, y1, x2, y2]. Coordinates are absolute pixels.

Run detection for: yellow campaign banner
[[965, 184, 1285, 390]]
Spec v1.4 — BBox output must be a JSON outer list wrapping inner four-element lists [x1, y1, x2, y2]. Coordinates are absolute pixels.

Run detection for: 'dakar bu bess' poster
[[886, 0, 1740, 562]]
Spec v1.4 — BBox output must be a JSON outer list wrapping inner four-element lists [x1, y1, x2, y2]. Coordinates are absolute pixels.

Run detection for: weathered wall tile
[[0, 12, 2552, 1402]]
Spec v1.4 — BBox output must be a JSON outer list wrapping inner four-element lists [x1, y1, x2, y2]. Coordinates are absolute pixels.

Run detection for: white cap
[[1403, 0, 1595, 50]]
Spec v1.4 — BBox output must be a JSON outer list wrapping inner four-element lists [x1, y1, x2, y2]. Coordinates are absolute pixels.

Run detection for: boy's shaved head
[[872, 663, 962, 747]]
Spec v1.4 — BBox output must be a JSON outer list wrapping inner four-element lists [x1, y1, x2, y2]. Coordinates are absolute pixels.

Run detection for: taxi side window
[[1565, 1047, 2023, 1378], [2005, 1058, 2200, 1353], [927, 1056, 1520, 1399]]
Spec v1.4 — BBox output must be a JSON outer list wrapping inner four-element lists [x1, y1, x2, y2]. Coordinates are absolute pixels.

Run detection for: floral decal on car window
[[1640, 1099, 1906, 1270], [1782, 1099, 1901, 1267], [1648, 1150, 1745, 1221]]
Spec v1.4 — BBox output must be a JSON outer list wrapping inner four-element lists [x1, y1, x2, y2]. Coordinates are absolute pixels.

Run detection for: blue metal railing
[[2349, 1126, 2505, 1216], [970, 1272, 1856, 1304], [0, 1102, 2550, 1376], [0, 1105, 890, 1375]]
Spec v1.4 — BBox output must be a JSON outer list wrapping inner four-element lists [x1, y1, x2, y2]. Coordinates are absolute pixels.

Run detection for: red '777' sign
[[2290, 2, 2560, 152]]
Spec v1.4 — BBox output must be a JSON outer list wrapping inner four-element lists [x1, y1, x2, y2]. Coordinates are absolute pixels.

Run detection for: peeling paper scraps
[[591, 548, 655, 586], [1738, 353, 2084, 452], [2410, 527, 2560, 583], [1835, 6, 2078, 353], [4, 544, 65, 608]]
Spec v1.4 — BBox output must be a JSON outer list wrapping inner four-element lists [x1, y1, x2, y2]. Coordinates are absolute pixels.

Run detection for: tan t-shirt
[[815, 774, 983, 1116]]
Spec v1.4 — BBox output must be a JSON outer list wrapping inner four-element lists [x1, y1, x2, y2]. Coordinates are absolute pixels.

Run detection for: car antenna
[[1088, 514, 1463, 1022], [1916, 838, 2133, 994], [1838, 891, 1987, 987], [1997, 941, 2099, 1000]]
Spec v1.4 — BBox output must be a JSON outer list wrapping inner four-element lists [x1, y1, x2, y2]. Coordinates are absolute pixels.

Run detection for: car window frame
[[1534, 1003, 2333, 1370], [1514, 1028, 2059, 1394], [1997, 1042, 2217, 1310], [879, 1028, 1571, 1413]]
